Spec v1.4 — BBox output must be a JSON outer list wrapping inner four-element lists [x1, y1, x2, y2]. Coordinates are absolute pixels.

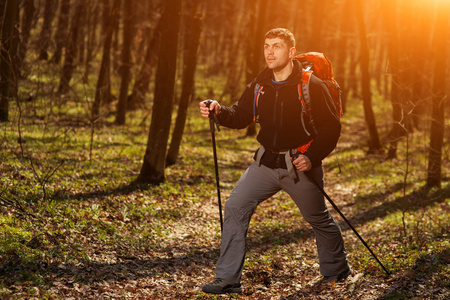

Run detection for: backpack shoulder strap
[[301, 70, 313, 107], [253, 84, 263, 123], [300, 70, 317, 134]]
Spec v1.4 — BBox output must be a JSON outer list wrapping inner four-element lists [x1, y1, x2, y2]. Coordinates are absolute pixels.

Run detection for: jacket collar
[[256, 59, 302, 86]]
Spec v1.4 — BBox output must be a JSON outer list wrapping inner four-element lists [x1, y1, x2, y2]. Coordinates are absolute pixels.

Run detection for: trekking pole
[[304, 170, 391, 276], [204, 100, 223, 232]]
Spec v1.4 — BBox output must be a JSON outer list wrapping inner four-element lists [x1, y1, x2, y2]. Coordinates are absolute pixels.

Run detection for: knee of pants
[[224, 196, 258, 223], [302, 209, 336, 228]]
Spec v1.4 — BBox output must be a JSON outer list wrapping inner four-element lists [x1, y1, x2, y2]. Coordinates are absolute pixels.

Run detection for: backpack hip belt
[[255, 145, 298, 182], [255, 140, 312, 183]]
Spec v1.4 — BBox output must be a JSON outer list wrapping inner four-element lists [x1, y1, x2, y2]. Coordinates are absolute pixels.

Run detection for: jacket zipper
[[273, 90, 279, 149], [270, 84, 310, 149], [280, 98, 284, 128]]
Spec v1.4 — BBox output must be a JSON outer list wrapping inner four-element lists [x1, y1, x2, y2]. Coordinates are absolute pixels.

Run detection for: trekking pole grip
[[204, 100, 220, 132]]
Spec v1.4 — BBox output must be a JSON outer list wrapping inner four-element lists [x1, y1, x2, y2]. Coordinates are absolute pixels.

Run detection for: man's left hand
[[291, 154, 312, 172]]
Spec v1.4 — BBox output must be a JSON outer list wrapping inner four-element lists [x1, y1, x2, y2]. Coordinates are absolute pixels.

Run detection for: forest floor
[[0, 103, 449, 299]]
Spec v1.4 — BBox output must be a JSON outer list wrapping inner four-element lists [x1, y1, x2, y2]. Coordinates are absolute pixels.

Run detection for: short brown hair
[[265, 28, 295, 48]]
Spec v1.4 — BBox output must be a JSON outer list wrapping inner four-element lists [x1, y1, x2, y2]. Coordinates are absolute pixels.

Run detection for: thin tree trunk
[[166, 2, 203, 167], [92, 0, 120, 125], [245, 0, 268, 137], [0, 0, 19, 122], [115, 0, 135, 125], [134, 1, 161, 67], [16, 0, 35, 71], [0, 0, 4, 26], [221, 0, 246, 102], [427, 1, 449, 188], [407, 3, 432, 131], [127, 14, 163, 110], [384, 0, 405, 160], [58, 0, 86, 94], [10, 0, 19, 84], [308, 0, 326, 51], [111, 10, 121, 75], [202, 0, 226, 76], [355, 0, 382, 154], [51, 0, 70, 64], [38, 0, 56, 60], [221, 0, 239, 100], [83, 2, 100, 82], [137, 0, 182, 185], [335, 0, 354, 113]]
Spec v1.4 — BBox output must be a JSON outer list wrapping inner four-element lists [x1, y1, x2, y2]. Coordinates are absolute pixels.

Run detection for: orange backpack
[[295, 51, 342, 119]]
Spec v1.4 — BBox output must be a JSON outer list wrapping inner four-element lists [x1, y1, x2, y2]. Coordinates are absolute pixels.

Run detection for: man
[[199, 28, 350, 294]]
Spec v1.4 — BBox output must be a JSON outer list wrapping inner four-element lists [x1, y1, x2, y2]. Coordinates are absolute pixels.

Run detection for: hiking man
[[199, 28, 350, 294]]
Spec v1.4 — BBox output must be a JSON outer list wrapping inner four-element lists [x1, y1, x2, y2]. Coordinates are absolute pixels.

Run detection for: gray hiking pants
[[215, 162, 349, 283]]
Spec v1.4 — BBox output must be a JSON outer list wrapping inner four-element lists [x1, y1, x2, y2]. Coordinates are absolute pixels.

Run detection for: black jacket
[[217, 60, 341, 167]]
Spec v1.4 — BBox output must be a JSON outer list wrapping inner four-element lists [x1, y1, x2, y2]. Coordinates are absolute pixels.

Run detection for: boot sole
[[223, 287, 242, 293], [202, 286, 243, 294]]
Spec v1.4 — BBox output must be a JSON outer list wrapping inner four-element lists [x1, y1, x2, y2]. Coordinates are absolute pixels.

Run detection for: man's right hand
[[199, 100, 221, 118]]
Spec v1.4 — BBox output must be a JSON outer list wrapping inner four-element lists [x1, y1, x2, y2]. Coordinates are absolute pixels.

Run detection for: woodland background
[[0, 0, 449, 299]]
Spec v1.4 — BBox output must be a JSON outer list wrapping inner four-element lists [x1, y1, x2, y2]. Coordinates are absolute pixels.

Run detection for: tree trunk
[[308, 0, 326, 51], [407, 3, 432, 131], [16, 0, 35, 71], [221, 0, 247, 102], [354, 0, 382, 154], [383, 0, 406, 160], [83, 2, 101, 82], [134, 1, 161, 67], [202, 0, 226, 76], [166, 1, 203, 167], [335, 0, 354, 113], [0, 0, 3, 26], [51, 0, 70, 64], [137, 0, 182, 185], [111, 11, 121, 75], [245, 0, 269, 137], [115, 0, 135, 125], [58, 0, 86, 94], [38, 0, 56, 60], [426, 1, 449, 188], [127, 14, 164, 110], [0, 0, 19, 122], [92, 0, 120, 125]]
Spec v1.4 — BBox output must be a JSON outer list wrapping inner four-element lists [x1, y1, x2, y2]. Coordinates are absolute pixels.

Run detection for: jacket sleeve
[[216, 81, 256, 129], [303, 75, 341, 167]]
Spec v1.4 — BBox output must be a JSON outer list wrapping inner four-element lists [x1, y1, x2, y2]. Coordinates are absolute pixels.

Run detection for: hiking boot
[[320, 267, 352, 284], [202, 278, 242, 294]]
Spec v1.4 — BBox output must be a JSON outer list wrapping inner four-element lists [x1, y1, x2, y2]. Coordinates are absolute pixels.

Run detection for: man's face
[[264, 37, 295, 72]]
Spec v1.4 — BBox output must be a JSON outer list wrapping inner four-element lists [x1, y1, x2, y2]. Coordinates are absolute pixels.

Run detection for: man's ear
[[289, 47, 296, 58]]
